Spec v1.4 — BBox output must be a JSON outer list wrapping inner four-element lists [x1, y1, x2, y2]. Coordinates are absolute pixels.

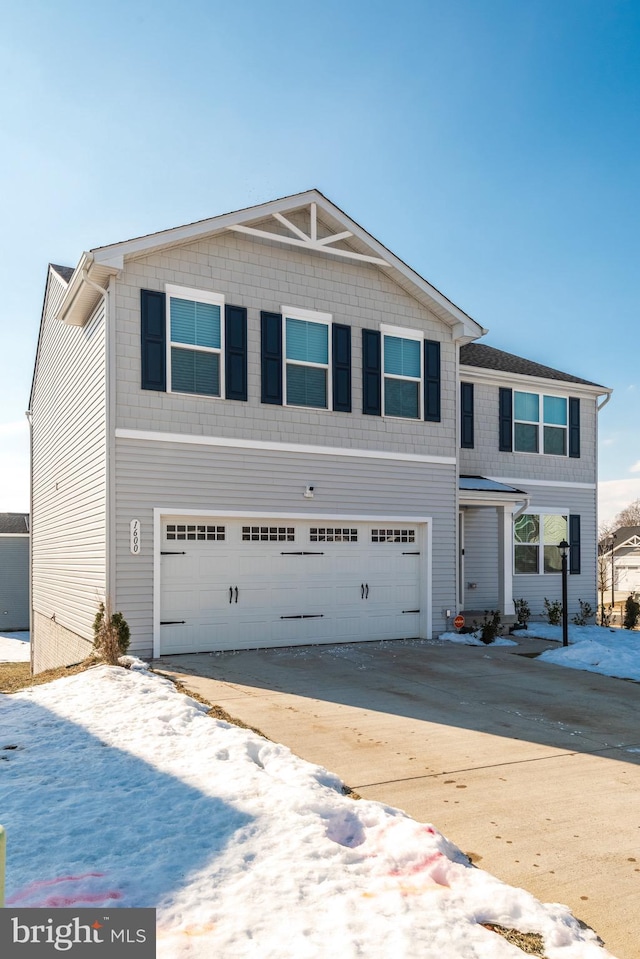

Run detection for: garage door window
[[372, 528, 416, 543], [310, 527, 358, 542], [242, 526, 295, 542], [166, 524, 225, 541]]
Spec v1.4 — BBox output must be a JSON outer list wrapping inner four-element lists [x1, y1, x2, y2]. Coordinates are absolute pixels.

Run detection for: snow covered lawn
[[438, 624, 640, 684], [517, 624, 640, 683], [0, 663, 615, 957], [0, 631, 30, 662]]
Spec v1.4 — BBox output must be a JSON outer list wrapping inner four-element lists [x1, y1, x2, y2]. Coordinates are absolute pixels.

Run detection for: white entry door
[[159, 517, 424, 654]]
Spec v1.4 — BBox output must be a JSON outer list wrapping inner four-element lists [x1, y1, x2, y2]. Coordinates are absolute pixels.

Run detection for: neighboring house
[[0, 513, 30, 631], [29, 191, 611, 673], [599, 527, 640, 596]]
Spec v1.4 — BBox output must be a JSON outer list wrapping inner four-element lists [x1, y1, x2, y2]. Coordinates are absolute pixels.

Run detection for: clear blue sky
[[1, 0, 638, 524]]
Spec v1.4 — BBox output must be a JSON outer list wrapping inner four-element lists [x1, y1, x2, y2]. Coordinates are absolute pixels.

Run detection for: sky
[[0, 0, 638, 526]]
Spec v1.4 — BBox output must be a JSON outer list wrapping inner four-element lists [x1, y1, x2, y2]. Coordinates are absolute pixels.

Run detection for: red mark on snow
[[7, 873, 106, 905], [388, 851, 443, 878]]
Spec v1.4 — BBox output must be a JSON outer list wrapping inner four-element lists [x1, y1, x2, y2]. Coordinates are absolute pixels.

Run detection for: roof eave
[[57, 253, 120, 327], [459, 363, 611, 396], [90, 189, 484, 339]]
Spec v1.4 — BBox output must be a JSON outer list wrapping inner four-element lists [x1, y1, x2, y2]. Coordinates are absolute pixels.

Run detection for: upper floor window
[[167, 285, 224, 397], [381, 325, 423, 419], [284, 308, 331, 409], [514, 392, 567, 455]]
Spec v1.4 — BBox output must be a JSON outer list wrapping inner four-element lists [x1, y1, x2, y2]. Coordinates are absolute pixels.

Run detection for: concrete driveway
[[157, 637, 640, 959]]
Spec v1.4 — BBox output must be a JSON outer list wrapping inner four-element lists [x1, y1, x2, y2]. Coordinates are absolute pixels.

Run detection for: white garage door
[[159, 516, 424, 654]]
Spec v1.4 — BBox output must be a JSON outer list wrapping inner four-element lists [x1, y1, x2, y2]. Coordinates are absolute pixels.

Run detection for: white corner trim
[[115, 428, 457, 466], [489, 476, 596, 490]]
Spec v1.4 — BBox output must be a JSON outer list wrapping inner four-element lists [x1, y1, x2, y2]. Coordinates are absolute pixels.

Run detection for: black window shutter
[[569, 397, 580, 458], [362, 329, 381, 416], [424, 340, 441, 422], [261, 311, 283, 405], [225, 305, 248, 401], [332, 323, 352, 412], [569, 514, 581, 574], [461, 382, 474, 448], [499, 388, 513, 451], [141, 289, 166, 391]]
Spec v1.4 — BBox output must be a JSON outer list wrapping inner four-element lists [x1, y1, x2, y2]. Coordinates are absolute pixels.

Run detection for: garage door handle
[[361, 583, 364, 599], [280, 551, 325, 556], [365, 583, 369, 599], [229, 586, 233, 604], [235, 586, 239, 603]]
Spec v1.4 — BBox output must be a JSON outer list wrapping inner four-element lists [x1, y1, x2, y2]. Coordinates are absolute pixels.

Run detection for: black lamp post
[[559, 539, 569, 647]]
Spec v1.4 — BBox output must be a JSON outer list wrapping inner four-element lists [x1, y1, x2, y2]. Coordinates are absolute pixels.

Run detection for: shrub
[[572, 600, 594, 626], [93, 600, 130, 665], [513, 598, 531, 627], [473, 610, 502, 645], [598, 605, 612, 627], [543, 598, 563, 626], [623, 595, 640, 630]]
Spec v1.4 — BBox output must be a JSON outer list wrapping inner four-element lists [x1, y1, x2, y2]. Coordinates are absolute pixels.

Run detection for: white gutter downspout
[[513, 497, 531, 520], [597, 393, 612, 412]]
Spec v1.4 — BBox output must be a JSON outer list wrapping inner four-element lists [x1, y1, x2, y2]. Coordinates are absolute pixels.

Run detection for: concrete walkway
[[156, 638, 640, 958]]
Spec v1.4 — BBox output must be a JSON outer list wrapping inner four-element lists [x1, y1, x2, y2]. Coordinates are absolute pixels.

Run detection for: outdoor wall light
[[303, 486, 315, 499]]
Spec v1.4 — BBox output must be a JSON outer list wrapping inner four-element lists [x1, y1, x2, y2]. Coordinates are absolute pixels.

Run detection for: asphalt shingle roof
[[460, 343, 607, 389], [0, 513, 29, 534]]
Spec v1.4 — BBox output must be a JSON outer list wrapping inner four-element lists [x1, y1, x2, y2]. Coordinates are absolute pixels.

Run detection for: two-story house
[[29, 190, 611, 672]]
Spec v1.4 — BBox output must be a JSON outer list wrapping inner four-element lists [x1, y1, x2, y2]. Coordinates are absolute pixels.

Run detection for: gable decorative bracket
[[229, 201, 387, 266]]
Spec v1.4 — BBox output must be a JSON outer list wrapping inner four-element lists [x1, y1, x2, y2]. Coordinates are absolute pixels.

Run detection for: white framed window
[[283, 306, 332, 409], [514, 513, 567, 574], [381, 324, 422, 420], [514, 392, 568, 455], [166, 285, 225, 397]]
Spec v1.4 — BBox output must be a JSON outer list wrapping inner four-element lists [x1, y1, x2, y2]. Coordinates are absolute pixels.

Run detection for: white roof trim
[[459, 363, 610, 396], [88, 190, 484, 338]]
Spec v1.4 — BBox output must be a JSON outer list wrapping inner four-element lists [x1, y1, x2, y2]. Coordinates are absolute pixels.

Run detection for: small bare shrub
[[623, 595, 640, 630], [543, 598, 563, 626], [572, 599, 594, 626], [513, 598, 531, 627], [93, 600, 130, 665]]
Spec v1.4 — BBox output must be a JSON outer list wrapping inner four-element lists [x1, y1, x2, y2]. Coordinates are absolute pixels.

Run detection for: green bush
[[513, 598, 531, 627], [473, 610, 502, 645], [623, 595, 640, 630], [93, 601, 130, 665], [572, 600, 594, 626], [543, 598, 563, 626]]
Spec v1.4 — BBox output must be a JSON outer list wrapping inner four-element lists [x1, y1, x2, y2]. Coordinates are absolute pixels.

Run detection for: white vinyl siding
[[31, 273, 107, 650]]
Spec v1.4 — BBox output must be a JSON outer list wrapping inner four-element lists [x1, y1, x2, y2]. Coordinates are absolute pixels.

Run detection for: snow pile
[[0, 666, 615, 958], [522, 625, 640, 682], [438, 631, 517, 647], [0, 631, 30, 662]]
